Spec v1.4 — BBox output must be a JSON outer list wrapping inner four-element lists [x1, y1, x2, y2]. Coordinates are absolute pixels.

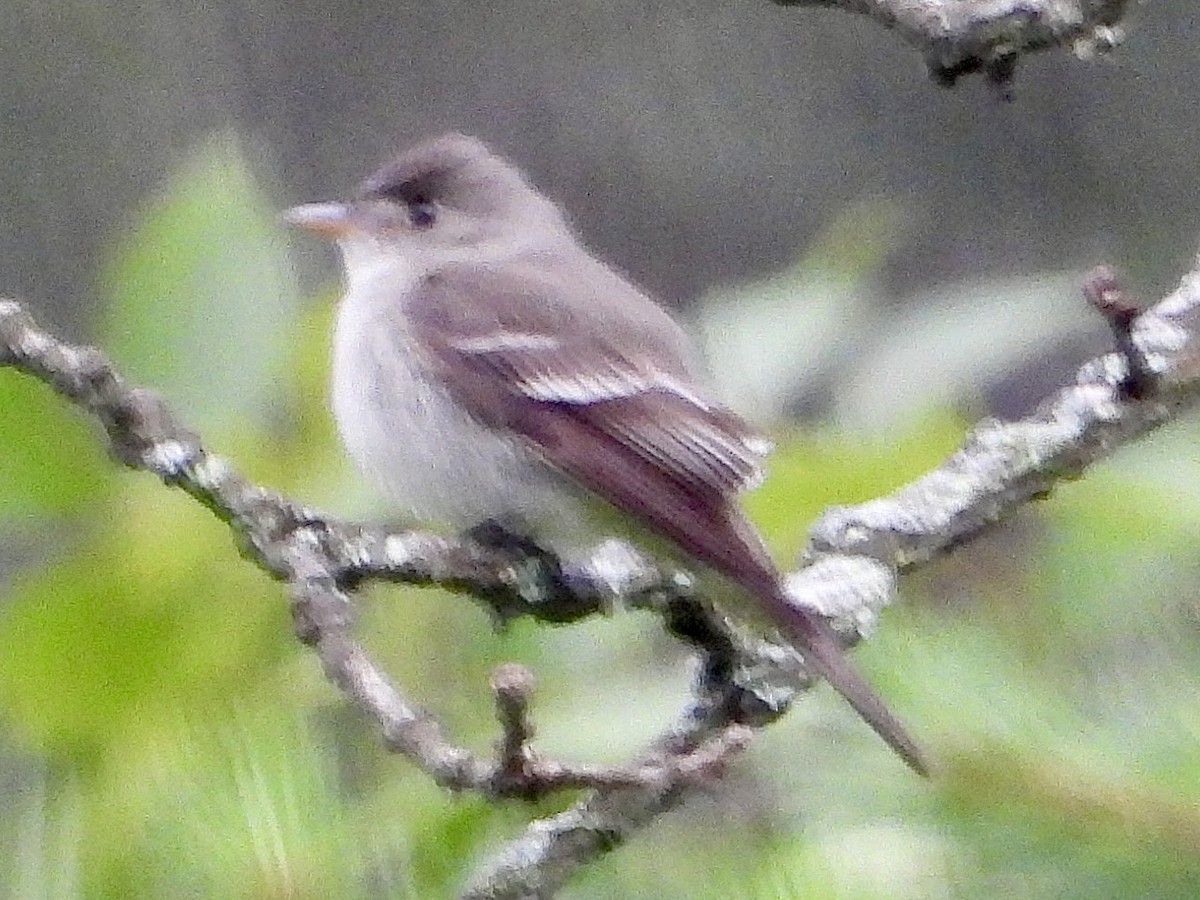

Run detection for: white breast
[[329, 245, 591, 544]]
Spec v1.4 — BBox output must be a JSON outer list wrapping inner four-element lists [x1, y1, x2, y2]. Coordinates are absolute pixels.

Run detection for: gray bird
[[285, 133, 927, 775]]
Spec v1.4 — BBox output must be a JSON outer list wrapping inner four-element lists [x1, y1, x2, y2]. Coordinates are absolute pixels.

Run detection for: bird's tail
[[765, 589, 929, 776]]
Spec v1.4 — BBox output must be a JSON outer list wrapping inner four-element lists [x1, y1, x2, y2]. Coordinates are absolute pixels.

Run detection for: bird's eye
[[407, 197, 437, 229]]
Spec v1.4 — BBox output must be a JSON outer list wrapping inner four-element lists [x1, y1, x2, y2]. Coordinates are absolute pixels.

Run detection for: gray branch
[[5, 250, 1200, 897], [461, 257, 1200, 899], [772, 0, 1135, 86], [0, 299, 754, 800], [803, 263, 1200, 573]]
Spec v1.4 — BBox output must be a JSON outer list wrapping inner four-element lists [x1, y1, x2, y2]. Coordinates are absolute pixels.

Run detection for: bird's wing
[[445, 328, 770, 497], [405, 263, 930, 775], [403, 262, 778, 584]]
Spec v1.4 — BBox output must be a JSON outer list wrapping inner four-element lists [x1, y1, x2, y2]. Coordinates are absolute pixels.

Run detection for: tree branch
[[4, 249, 1200, 897], [0, 298, 752, 798], [803, 263, 1200, 573], [771, 0, 1135, 87], [457, 256, 1200, 897]]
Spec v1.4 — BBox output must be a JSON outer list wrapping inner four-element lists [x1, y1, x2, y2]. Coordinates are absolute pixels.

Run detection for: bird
[[284, 133, 927, 775]]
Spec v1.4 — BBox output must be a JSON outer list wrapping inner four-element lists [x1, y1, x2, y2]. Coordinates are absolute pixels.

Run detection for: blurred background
[[3, 1, 1200, 897]]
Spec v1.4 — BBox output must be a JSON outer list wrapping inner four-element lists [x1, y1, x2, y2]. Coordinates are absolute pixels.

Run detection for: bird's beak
[[282, 202, 357, 239]]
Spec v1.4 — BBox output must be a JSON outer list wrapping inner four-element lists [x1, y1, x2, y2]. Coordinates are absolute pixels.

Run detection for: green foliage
[[3, 138, 1200, 898], [0, 373, 112, 518], [0, 483, 290, 765], [746, 411, 967, 555], [98, 132, 297, 432]]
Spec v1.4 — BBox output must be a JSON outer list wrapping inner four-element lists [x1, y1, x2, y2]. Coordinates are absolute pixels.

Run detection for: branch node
[[672, 724, 754, 783], [1084, 265, 1156, 399], [1074, 24, 1124, 59], [289, 577, 351, 646], [492, 662, 537, 788]]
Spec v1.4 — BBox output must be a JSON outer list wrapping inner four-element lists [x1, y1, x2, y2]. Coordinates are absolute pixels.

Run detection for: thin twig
[[1083, 265, 1156, 399]]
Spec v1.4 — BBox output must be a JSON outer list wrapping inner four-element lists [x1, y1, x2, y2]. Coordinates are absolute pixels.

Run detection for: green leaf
[[0, 480, 291, 766], [746, 411, 967, 553], [99, 132, 298, 431], [694, 198, 904, 424], [0, 370, 111, 519]]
